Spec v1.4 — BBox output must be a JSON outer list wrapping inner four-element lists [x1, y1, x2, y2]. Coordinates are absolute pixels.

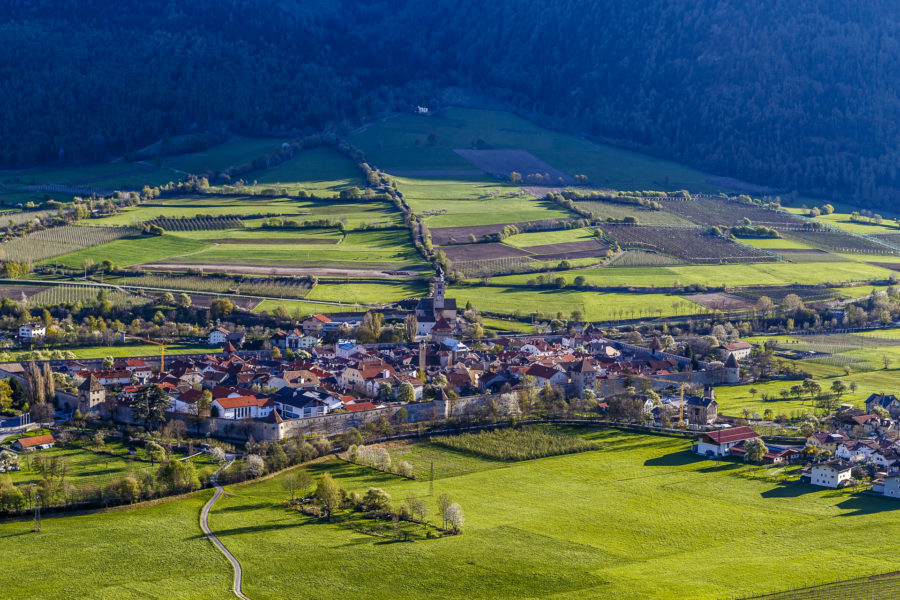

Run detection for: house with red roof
[[693, 426, 760, 458], [13, 434, 56, 451], [211, 395, 274, 420]]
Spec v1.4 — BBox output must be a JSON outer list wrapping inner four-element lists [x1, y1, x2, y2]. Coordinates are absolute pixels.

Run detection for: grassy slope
[[47, 235, 211, 268], [8, 343, 221, 360], [0, 493, 232, 600], [253, 146, 364, 193], [396, 176, 572, 227], [351, 107, 725, 192], [211, 430, 900, 600], [305, 281, 428, 305], [502, 227, 596, 248]]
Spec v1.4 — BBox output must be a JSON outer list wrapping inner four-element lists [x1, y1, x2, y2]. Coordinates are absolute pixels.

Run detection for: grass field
[[397, 176, 573, 227], [253, 146, 364, 193], [450, 286, 699, 320], [160, 135, 286, 174], [253, 299, 367, 316], [305, 281, 427, 305], [205, 428, 900, 600], [492, 261, 896, 288], [163, 230, 423, 270], [92, 195, 402, 229], [502, 227, 596, 248], [47, 235, 211, 269], [351, 107, 729, 192], [579, 200, 694, 225], [8, 343, 219, 360], [0, 492, 233, 599]]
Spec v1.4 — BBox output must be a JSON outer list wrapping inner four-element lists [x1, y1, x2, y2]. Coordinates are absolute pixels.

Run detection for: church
[[415, 267, 457, 336]]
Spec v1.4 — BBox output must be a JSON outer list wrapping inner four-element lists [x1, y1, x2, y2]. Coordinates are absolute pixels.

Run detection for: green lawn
[[207, 429, 900, 600], [579, 200, 694, 225], [0, 492, 232, 599], [46, 235, 211, 269], [253, 299, 367, 316], [5, 343, 220, 361], [351, 107, 729, 193], [492, 261, 895, 288]]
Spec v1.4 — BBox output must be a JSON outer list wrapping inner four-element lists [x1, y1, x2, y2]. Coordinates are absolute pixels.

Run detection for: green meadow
[[207, 429, 900, 600], [47, 235, 211, 268]]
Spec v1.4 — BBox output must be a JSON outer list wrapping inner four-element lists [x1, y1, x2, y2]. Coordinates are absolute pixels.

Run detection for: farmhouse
[[876, 474, 900, 498], [693, 426, 760, 458], [208, 327, 230, 346], [13, 434, 56, 451], [302, 314, 331, 335], [720, 341, 752, 361], [809, 459, 853, 488], [18, 322, 46, 340]]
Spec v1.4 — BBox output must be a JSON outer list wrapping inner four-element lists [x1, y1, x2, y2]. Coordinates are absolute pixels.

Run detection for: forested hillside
[[3, 1, 900, 208]]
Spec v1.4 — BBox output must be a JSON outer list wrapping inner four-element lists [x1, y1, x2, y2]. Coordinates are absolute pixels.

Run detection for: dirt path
[[201, 460, 250, 600]]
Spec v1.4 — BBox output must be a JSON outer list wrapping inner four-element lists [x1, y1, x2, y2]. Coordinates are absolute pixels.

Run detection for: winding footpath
[[200, 460, 250, 600]]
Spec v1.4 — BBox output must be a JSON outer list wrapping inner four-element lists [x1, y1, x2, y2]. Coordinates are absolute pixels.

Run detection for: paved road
[[200, 460, 249, 600]]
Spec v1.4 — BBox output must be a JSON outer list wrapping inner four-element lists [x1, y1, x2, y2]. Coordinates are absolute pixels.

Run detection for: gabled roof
[[78, 374, 105, 393], [262, 409, 284, 423], [724, 353, 739, 368], [214, 395, 267, 409], [703, 426, 759, 445], [15, 434, 55, 448], [344, 401, 377, 412]]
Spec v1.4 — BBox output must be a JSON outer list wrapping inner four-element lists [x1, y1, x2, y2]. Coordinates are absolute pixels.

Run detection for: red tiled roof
[[15, 434, 55, 448], [703, 426, 760, 445], [344, 401, 377, 412], [215, 395, 266, 409]]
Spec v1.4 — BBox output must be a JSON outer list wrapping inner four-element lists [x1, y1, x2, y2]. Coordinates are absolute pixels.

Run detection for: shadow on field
[[697, 462, 742, 473], [761, 482, 811, 499], [187, 520, 304, 540], [644, 451, 706, 468], [836, 495, 900, 516], [216, 501, 271, 513]]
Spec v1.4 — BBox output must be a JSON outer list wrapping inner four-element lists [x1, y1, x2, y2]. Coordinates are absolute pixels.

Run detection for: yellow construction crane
[[119, 332, 166, 374]]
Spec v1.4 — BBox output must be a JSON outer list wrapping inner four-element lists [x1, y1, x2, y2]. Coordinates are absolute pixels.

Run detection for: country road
[[200, 460, 249, 600]]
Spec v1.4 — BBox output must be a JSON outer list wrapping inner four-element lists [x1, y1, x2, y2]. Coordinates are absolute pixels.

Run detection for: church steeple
[[433, 266, 445, 312]]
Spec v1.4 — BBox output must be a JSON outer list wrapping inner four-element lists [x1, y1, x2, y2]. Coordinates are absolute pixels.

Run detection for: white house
[[879, 475, 900, 498], [809, 459, 853, 488], [720, 342, 753, 361], [18, 322, 46, 340], [523, 364, 568, 388], [299, 335, 320, 349], [835, 440, 877, 463], [211, 396, 273, 420], [693, 426, 760, 458], [208, 327, 230, 346]]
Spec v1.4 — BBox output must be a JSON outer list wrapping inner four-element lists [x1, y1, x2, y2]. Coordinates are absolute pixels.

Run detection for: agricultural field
[[429, 219, 577, 246], [0, 492, 233, 600], [0, 225, 138, 263], [25, 284, 148, 308], [205, 428, 900, 600], [46, 234, 211, 269], [397, 176, 572, 228], [735, 237, 817, 250], [600, 224, 776, 263], [350, 107, 730, 192], [449, 286, 700, 321], [454, 149, 573, 184], [248, 146, 364, 194], [159, 229, 424, 272], [501, 227, 597, 248], [158, 135, 287, 175], [493, 261, 896, 288], [605, 250, 686, 267], [661, 196, 805, 228], [92, 195, 403, 229], [1, 343, 220, 361], [253, 299, 367, 316], [783, 228, 900, 255], [305, 281, 428, 305], [577, 200, 693, 225]]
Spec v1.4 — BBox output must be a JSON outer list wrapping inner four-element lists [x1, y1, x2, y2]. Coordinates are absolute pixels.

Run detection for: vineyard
[[123, 274, 313, 298], [431, 427, 599, 461], [577, 200, 690, 225], [26, 285, 149, 308], [783, 229, 900, 255], [148, 216, 245, 231], [605, 250, 685, 267], [601, 224, 777, 263], [661, 196, 805, 228], [451, 256, 538, 278], [0, 225, 139, 263]]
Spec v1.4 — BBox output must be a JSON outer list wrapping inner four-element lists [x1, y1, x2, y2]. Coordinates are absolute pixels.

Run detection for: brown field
[[868, 262, 900, 272], [688, 292, 756, 311], [212, 238, 338, 245], [0, 285, 44, 301], [440, 243, 531, 260], [523, 240, 610, 260], [430, 218, 578, 245], [454, 149, 573, 184]]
